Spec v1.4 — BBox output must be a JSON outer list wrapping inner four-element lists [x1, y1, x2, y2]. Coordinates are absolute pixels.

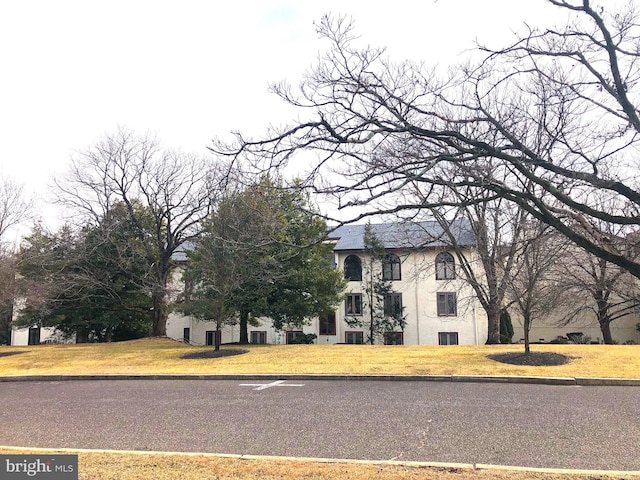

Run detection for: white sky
[[0, 0, 572, 234]]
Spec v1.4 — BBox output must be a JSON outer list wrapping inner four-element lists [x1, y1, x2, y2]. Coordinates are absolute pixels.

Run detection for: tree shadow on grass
[[180, 348, 249, 360], [0, 351, 25, 358], [487, 352, 570, 366]]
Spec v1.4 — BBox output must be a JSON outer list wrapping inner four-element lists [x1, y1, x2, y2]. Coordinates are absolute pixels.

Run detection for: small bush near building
[[499, 309, 514, 344], [288, 333, 317, 344]]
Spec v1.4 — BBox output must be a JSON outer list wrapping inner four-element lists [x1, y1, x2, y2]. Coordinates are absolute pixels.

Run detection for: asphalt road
[[0, 379, 638, 470]]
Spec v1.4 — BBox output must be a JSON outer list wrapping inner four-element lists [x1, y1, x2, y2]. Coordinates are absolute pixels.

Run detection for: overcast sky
[[0, 0, 575, 235]]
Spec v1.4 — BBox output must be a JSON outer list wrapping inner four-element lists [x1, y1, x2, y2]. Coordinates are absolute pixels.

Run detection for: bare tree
[[0, 175, 33, 344], [0, 175, 33, 242], [506, 221, 568, 353], [213, 2, 640, 281], [421, 196, 529, 344], [0, 247, 17, 345], [57, 128, 218, 336], [554, 219, 640, 344]]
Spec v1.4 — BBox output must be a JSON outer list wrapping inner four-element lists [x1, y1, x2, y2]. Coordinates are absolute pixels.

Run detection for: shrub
[[288, 333, 317, 344], [499, 309, 514, 344], [567, 332, 591, 344]]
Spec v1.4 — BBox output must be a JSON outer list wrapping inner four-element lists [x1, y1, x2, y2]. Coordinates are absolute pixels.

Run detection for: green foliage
[[345, 223, 406, 344], [499, 309, 514, 344], [178, 178, 346, 342], [17, 203, 154, 342], [287, 333, 317, 344]]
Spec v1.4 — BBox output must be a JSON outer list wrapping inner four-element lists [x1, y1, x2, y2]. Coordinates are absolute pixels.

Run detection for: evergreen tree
[[345, 223, 406, 344], [17, 204, 153, 341], [499, 309, 514, 344], [178, 179, 345, 349]]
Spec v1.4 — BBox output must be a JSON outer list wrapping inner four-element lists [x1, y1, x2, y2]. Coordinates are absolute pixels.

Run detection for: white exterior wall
[[167, 312, 321, 346], [334, 249, 486, 345], [10, 326, 71, 346], [511, 313, 640, 344]]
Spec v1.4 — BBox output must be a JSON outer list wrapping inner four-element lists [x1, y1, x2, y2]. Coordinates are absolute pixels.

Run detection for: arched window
[[344, 255, 362, 281], [383, 253, 401, 280], [435, 252, 455, 280]]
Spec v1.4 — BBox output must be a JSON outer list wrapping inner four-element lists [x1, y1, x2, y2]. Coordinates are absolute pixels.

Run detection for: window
[[319, 311, 337, 335], [384, 331, 404, 345], [251, 331, 267, 344], [344, 255, 362, 281], [345, 331, 364, 344], [437, 292, 457, 316], [345, 293, 363, 316], [383, 293, 403, 317], [28, 327, 41, 345], [183, 327, 190, 344], [206, 330, 221, 346], [383, 253, 401, 280], [439, 332, 459, 345], [286, 330, 304, 344], [435, 252, 456, 280]]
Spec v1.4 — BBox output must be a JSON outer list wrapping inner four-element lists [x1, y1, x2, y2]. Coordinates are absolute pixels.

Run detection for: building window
[[436, 252, 456, 280], [439, 332, 459, 345], [384, 331, 404, 345], [383, 293, 403, 317], [344, 255, 362, 281], [183, 327, 190, 344], [251, 331, 267, 344], [345, 331, 364, 344], [345, 293, 363, 316], [319, 311, 337, 335], [382, 253, 401, 280], [437, 292, 457, 316], [286, 330, 304, 344], [206, 330, 221, 346], [28, 326, 41, 345]]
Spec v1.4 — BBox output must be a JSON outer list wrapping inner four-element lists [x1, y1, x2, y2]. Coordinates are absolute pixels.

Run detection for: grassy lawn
[[0, 447, 630, 480], [1, 339, 638, 479], [0, 337, 638, 378]]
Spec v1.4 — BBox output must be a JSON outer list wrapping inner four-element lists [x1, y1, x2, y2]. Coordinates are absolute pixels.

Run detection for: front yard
[[0, 337, 638, 379]]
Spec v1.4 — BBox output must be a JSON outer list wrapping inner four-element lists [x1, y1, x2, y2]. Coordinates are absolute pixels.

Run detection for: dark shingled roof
[[328, 220, 475, 251]]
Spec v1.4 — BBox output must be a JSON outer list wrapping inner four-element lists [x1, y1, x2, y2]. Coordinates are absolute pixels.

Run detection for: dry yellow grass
[[0, 338, 638, 378], [0, 448, 630, 480], [1, 340, 638, 479]]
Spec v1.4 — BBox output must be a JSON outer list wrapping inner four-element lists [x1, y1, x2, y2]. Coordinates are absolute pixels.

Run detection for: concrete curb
[[0, 373, 639, 386], [1, 445, 639, 476]]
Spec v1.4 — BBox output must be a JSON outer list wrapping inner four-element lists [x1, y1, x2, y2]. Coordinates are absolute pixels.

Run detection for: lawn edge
[[1, 373, 640, 386], [0, 445, 638, 477]]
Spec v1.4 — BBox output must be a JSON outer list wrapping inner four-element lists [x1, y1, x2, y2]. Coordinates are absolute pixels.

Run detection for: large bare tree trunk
[[600, 322, 613, 345], [151, 287, 167, 337], [597, 302, 614, 344], [215, 324, 221, 352], [239, 310, 249, 344], [486, 307, 501, 344]]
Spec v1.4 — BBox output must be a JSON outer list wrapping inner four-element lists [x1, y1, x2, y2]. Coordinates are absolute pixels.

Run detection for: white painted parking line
[[239, 380, 305, 391]]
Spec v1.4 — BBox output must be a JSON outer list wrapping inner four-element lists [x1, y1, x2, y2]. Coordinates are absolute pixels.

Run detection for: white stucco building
[[167, 220, 488, 346]]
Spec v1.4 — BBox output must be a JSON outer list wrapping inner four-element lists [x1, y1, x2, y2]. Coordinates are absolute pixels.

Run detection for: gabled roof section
[[328, 220, 475, 251]]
